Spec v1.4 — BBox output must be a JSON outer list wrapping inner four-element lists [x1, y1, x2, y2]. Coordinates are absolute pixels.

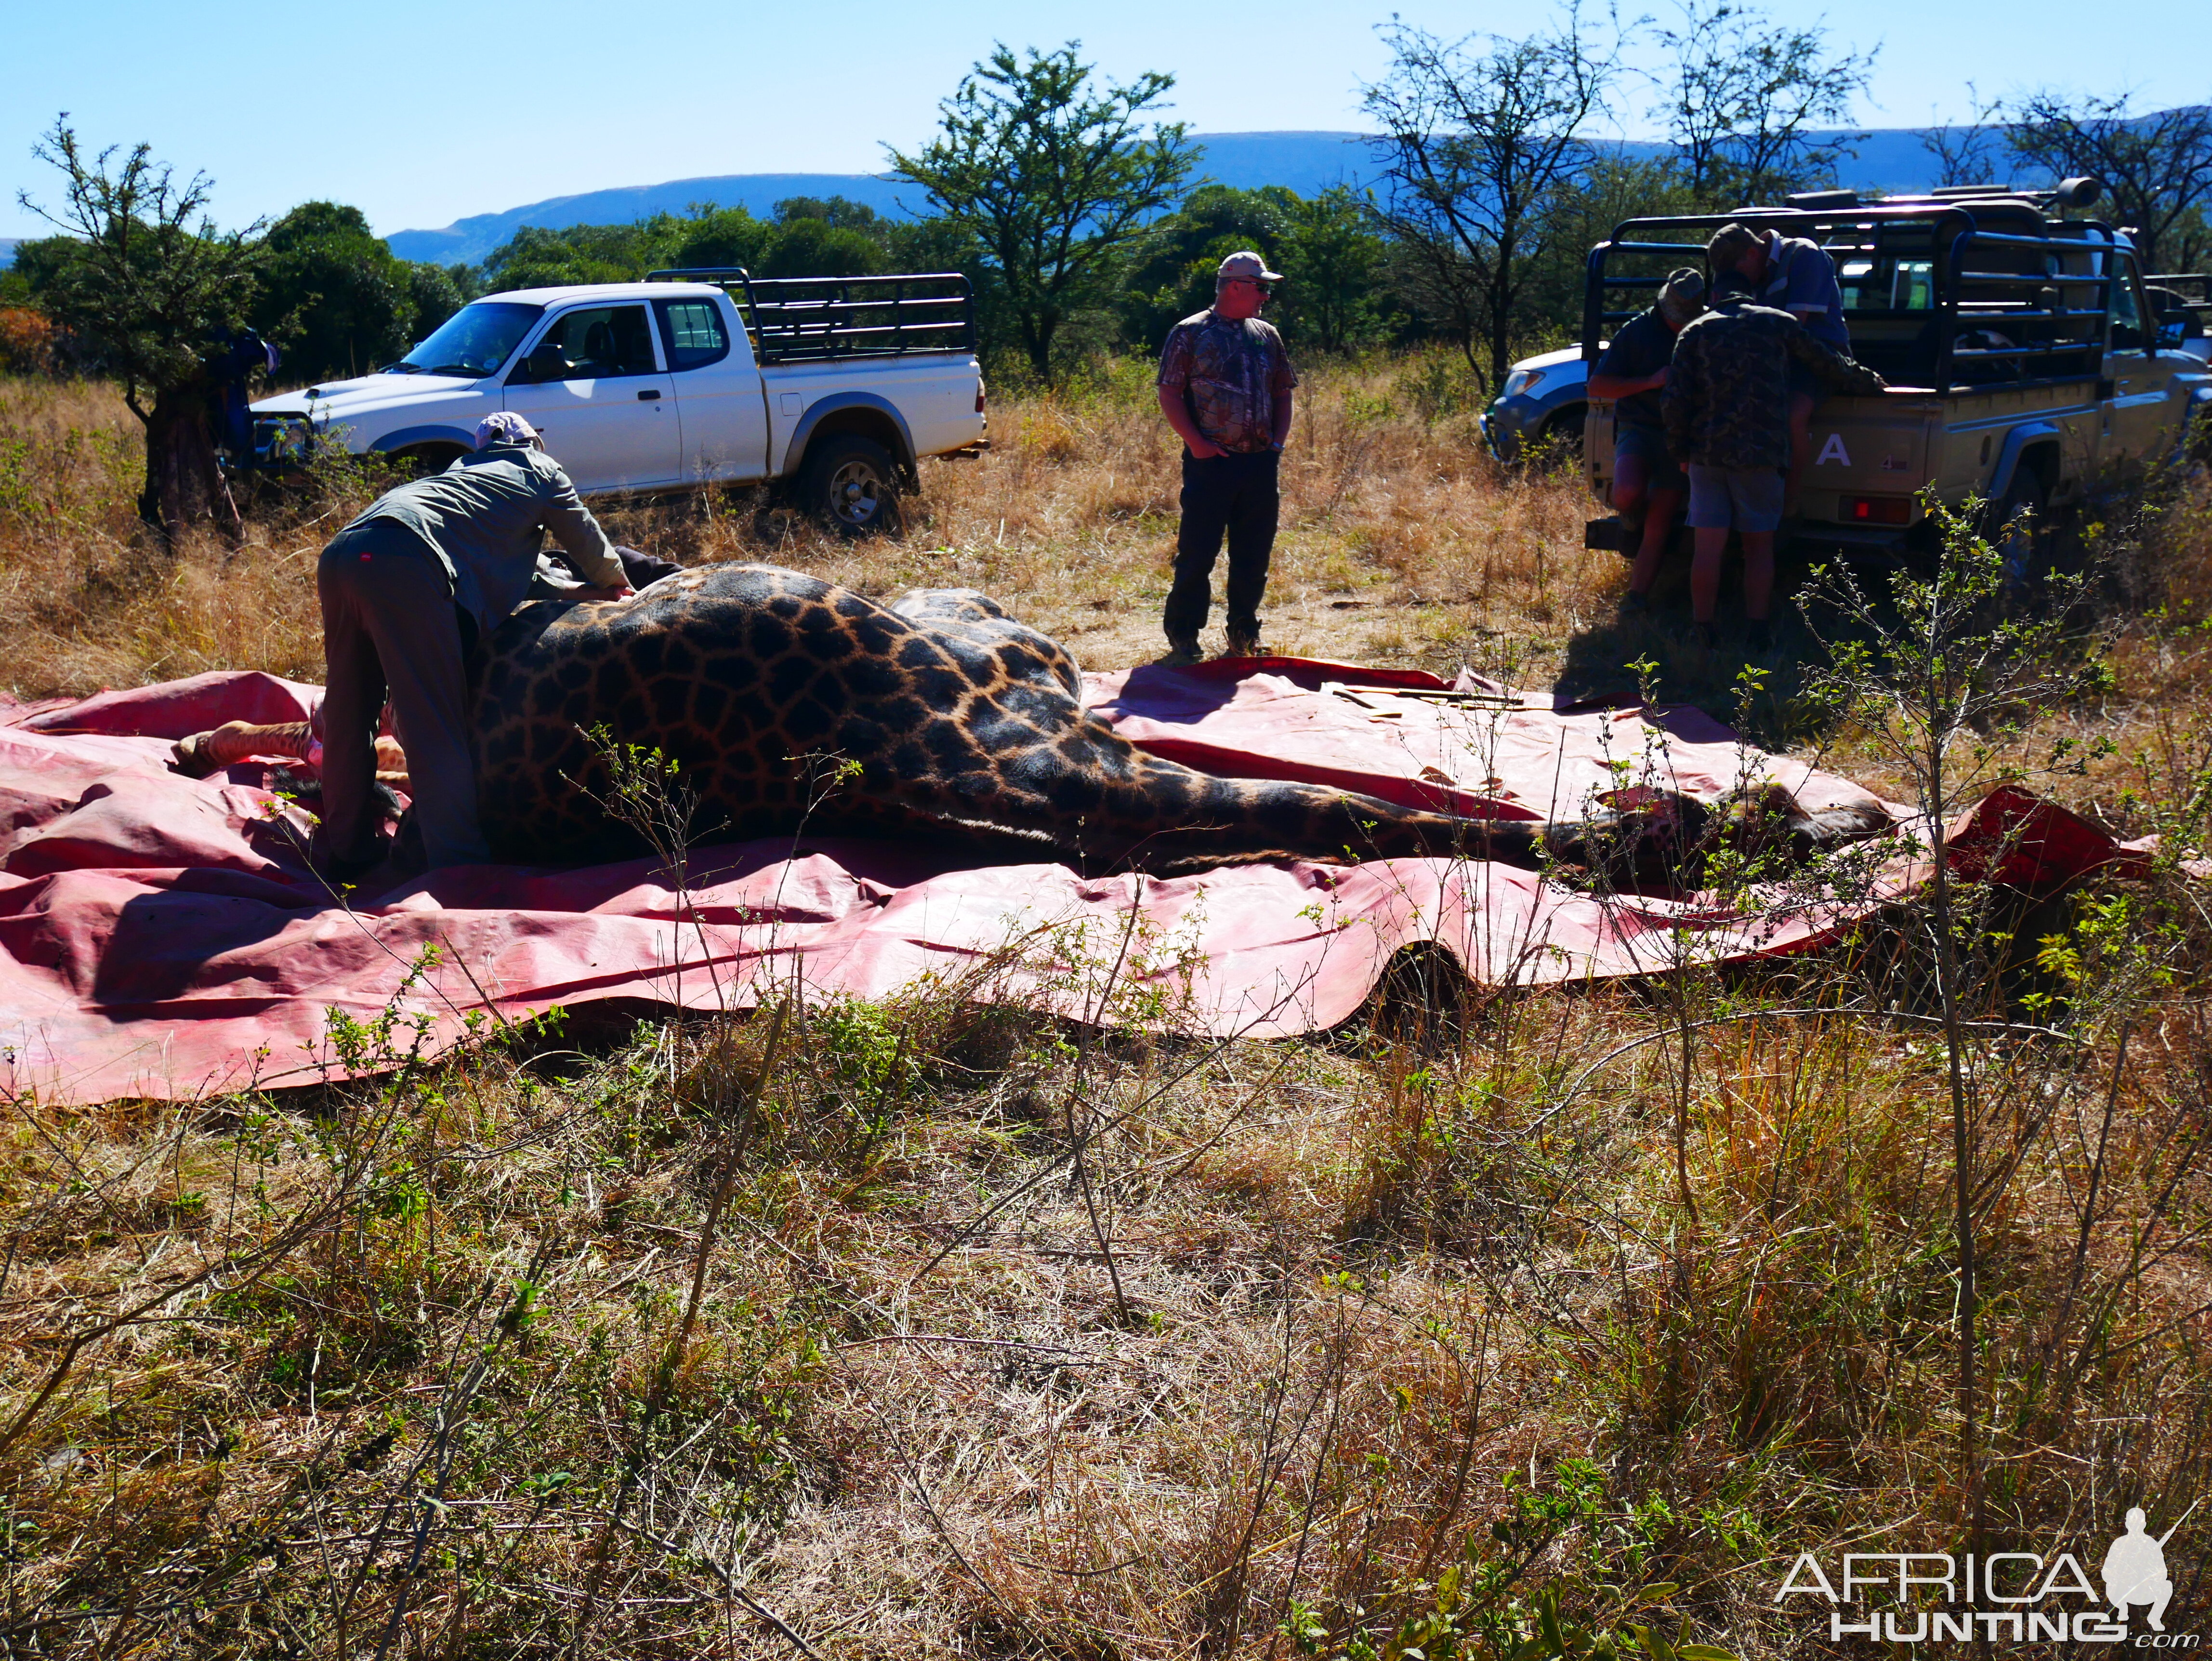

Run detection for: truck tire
[[1540, 403, 1588, 459], [801, 435, 901, 536], [386, 444, 465, 481], [1986, 466, 2047, 587]]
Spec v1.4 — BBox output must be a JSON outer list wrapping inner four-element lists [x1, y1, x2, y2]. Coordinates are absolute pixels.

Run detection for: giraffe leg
[[172, 719, 316, 777]]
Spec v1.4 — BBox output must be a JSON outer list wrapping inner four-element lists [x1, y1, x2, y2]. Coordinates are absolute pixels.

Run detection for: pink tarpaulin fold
[[1, 663, 2135, 1107]]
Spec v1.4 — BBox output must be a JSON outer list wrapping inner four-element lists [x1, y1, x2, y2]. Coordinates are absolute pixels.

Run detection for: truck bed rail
[[646, 268, 975, 363]]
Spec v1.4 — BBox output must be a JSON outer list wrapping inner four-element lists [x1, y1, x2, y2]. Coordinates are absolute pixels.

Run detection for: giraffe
[[174, 562, 1886, 879]]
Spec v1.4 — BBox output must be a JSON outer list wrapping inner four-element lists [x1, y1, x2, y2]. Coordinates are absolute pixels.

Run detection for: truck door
[[502, 304, 680, 492], [653, 295, 769, 483], [2102, 251, 2178, 475]]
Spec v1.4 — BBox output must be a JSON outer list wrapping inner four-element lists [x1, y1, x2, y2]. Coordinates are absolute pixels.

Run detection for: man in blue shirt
[[1708, 222, 1850, 514]]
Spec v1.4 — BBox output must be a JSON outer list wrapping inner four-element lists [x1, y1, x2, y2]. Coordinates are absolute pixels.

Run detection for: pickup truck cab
[[250, 269, 987, 533], [1580, 182, 2212, 562]]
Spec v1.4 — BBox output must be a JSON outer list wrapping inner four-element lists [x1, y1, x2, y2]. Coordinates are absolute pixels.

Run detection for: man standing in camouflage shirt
[[1156, 250, 1298, 664], [1662, 269, 1884, 650]]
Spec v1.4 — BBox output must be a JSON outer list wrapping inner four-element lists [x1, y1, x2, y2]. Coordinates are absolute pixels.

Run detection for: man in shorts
[[1707, 221, 1851, 515], [1587, 267, 1706, 612], [1156, 250, 1298, 664], [1663, 270, 1885, 649]]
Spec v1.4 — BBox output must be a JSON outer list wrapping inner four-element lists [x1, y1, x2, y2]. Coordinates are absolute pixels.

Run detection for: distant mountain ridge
[[381, 124, 2063, 267], [382, 132, 1389, 265]]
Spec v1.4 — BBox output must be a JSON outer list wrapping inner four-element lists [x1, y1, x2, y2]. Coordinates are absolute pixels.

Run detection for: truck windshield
[[388, 303, 544, 378]]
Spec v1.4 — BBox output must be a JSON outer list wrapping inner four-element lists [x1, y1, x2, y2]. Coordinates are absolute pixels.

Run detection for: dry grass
[[2, 365, 2212, 1657], [0, 356, 1607, 704]]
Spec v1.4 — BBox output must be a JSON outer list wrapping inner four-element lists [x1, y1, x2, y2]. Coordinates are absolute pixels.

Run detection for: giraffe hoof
[[171, 732, 216, 777]]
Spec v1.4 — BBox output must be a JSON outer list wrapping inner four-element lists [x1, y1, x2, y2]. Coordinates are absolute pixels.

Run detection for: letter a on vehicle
[[1816, 433, 1852, 467]]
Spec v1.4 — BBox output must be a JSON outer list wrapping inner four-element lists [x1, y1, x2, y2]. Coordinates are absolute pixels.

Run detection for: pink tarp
[[1, 661, 2134, 1106]]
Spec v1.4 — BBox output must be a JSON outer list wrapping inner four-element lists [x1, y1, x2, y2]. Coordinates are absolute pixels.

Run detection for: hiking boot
[[1159, 634, 1203, 668], [1745, 619, 1774, 653], [1620, 591, 1651, 618], [1224, 628, 1262, 659], [1691, 620, 1718, 651]]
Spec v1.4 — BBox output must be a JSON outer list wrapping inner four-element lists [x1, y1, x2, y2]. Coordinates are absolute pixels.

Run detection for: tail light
[[1842, 494, 1912, 526], [975, 379, 987, 415]]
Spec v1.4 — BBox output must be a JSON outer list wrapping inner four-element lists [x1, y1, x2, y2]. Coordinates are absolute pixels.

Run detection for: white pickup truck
[[250, 269, 987, 533]]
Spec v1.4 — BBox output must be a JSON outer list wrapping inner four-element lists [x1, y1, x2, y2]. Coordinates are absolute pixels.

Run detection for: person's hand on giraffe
[[576, 583, 636, 604]]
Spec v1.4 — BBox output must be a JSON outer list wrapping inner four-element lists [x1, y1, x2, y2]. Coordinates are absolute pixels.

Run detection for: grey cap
[[1217, 250, 1283, 285], [1658, 267, 1708, 327]]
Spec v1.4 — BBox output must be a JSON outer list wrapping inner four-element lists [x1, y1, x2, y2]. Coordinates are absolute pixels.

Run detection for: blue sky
[[5, 0, 2206, 242]]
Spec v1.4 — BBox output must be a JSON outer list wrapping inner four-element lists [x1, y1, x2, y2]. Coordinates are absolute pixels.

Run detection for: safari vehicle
[[1580, 180, 2212, 561], [249, 270, 987, 534], [2148, 271, 2212, 362], [1480, 346, 1591, 461]]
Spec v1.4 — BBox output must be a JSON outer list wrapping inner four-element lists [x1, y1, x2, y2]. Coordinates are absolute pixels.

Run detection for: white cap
[[474, 411, 539, 449], [1217, 250, 1283, 285]]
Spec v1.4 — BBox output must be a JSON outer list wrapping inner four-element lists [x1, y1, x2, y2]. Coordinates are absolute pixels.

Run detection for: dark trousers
[[1164, 448, 1279, 642], [316, 517, 490, 870]]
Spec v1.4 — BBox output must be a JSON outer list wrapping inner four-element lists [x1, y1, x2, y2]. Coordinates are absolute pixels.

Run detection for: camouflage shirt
[[1158, 310, 1299, 454], [1662, 300, 1886, 471]]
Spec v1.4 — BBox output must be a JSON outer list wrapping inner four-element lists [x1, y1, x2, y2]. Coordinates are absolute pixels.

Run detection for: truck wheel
[[1987, 467, 2048, 587], [802, 435, 900, 536], [386, 444, 464, 481], [1540, 404, 1587, 459]]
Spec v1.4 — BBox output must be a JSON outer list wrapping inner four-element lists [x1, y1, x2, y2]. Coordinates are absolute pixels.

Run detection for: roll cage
[[1582, 197, 2127, 397]]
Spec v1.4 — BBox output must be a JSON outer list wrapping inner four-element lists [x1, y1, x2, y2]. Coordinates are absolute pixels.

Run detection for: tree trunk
[[1021, 310, 1058, 386], [138, 383, 239, 542]]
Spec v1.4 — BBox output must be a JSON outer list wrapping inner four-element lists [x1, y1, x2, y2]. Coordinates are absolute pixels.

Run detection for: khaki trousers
[[316, 517, 490, 870]]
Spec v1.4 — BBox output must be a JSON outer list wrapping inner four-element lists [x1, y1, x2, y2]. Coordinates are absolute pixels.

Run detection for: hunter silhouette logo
[[1775, 1503, 2197, 1645], [2106, 1506, 2186, 1632]]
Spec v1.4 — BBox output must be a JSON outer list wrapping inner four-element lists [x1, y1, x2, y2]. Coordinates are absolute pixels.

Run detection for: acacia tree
[[1999, 91, 2212, 272], [17, 118, 262, 536], [887, 42, 1195, 383], [1362, 11, 1618, 393], [253, 202, 412, 383], [1799, 501, 2114, 1549], [1655, 0, 1876, 202]]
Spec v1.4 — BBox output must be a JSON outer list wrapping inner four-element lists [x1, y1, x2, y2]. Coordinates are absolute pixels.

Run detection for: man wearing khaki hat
[[1587, 266, 1707, 611], [1155, 250, 1299, 664]]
